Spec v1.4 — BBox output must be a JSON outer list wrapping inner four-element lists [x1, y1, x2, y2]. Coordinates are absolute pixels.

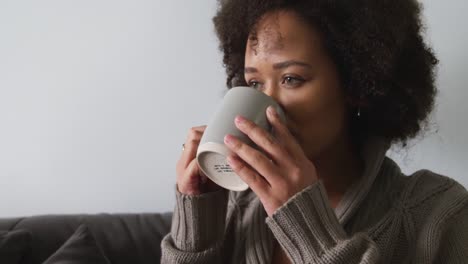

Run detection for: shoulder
[[378, 157, 467, 224], [404, 169, 467, 205], [400, 170, 468, 261], [400, 168, 468, 224]]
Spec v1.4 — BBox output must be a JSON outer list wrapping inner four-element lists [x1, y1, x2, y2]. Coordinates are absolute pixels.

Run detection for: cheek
[[283, 82, 348, 153]]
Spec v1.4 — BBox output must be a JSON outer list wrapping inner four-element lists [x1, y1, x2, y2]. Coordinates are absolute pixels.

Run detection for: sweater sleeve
[[266, 180, 380, 264], [160, 184, 229, 264]]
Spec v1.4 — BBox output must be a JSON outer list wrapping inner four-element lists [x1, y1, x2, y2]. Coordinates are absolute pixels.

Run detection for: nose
[[261, 83, 286, 113], [262, 83, 279, 102]]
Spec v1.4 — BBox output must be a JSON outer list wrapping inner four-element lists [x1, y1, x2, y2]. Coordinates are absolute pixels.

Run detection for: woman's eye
[[248, 81, 261, 89], [282, 76, 304, 87]]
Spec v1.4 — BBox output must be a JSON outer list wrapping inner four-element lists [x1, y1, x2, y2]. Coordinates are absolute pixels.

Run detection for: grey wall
[[0, 0, 466, 217]]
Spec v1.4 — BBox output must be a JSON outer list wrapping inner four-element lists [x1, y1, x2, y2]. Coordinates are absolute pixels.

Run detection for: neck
[[311, 135, 364, 208]]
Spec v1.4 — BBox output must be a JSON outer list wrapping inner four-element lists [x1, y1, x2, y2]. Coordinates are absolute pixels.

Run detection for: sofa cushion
[[0, 213, 173, 264], [0, 229, 32, 264], [43, 224, 110, 264]]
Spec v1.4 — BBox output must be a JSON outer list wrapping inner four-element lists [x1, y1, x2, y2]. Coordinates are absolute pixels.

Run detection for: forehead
[[245, 10, 324, 63], [248, 12, 285, 53]]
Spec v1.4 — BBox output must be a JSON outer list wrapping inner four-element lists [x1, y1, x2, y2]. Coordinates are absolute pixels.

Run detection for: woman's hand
[[176, 125, 223, 195], [224, 106, 318, 217]]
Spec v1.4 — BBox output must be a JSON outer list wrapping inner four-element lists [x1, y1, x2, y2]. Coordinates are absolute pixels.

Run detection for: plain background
[[0, 0, 466, 217]]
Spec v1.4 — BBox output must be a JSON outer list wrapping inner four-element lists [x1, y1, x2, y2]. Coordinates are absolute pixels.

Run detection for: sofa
[[0, 212, 172, 264]]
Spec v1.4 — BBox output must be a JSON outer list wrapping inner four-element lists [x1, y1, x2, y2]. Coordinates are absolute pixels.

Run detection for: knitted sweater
[[161, 137, 468, 263]]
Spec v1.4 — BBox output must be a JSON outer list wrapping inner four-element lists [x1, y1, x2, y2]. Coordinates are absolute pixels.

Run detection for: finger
[[180, 126, 207, 169], [233, 115, 286, 162], [184, 125, 207, 144], [226, 154, 270, 198], [266, 106, 303, 157], [178, 159, 202, 195], [186, 125, 207, 136], [224, 133, 280, 184]]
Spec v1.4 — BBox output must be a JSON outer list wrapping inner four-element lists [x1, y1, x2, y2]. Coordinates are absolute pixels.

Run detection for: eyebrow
[[244, 60, 312, 73]]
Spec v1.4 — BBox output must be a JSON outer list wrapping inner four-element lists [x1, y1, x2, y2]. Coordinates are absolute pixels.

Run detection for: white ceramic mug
[[196, 86, 286, 191]]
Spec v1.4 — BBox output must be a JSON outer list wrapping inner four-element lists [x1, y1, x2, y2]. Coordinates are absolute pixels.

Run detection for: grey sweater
[[161, 137, 468, 263]]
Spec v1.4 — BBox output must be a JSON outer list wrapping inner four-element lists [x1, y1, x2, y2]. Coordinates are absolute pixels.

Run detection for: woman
[[161, 0, 468, 263]]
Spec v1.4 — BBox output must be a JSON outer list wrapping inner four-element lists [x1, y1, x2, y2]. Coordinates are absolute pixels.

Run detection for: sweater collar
[[244, 136, 391, 264], [334, 136, 391, 225]]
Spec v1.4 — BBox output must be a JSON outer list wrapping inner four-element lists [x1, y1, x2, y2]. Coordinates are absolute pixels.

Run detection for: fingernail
[[224, 134, 234, 145], [235, 115, 245, 125], [267, 106, 277, 117]]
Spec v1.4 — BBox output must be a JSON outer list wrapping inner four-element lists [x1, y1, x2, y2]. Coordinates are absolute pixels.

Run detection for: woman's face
[[244, 10, 350, 160]]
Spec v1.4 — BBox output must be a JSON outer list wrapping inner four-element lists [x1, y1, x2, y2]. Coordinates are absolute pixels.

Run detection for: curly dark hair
[[212, 0, 439, 148]]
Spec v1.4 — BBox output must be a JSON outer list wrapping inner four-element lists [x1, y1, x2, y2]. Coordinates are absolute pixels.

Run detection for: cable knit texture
[[161, 137, 468, 263]]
